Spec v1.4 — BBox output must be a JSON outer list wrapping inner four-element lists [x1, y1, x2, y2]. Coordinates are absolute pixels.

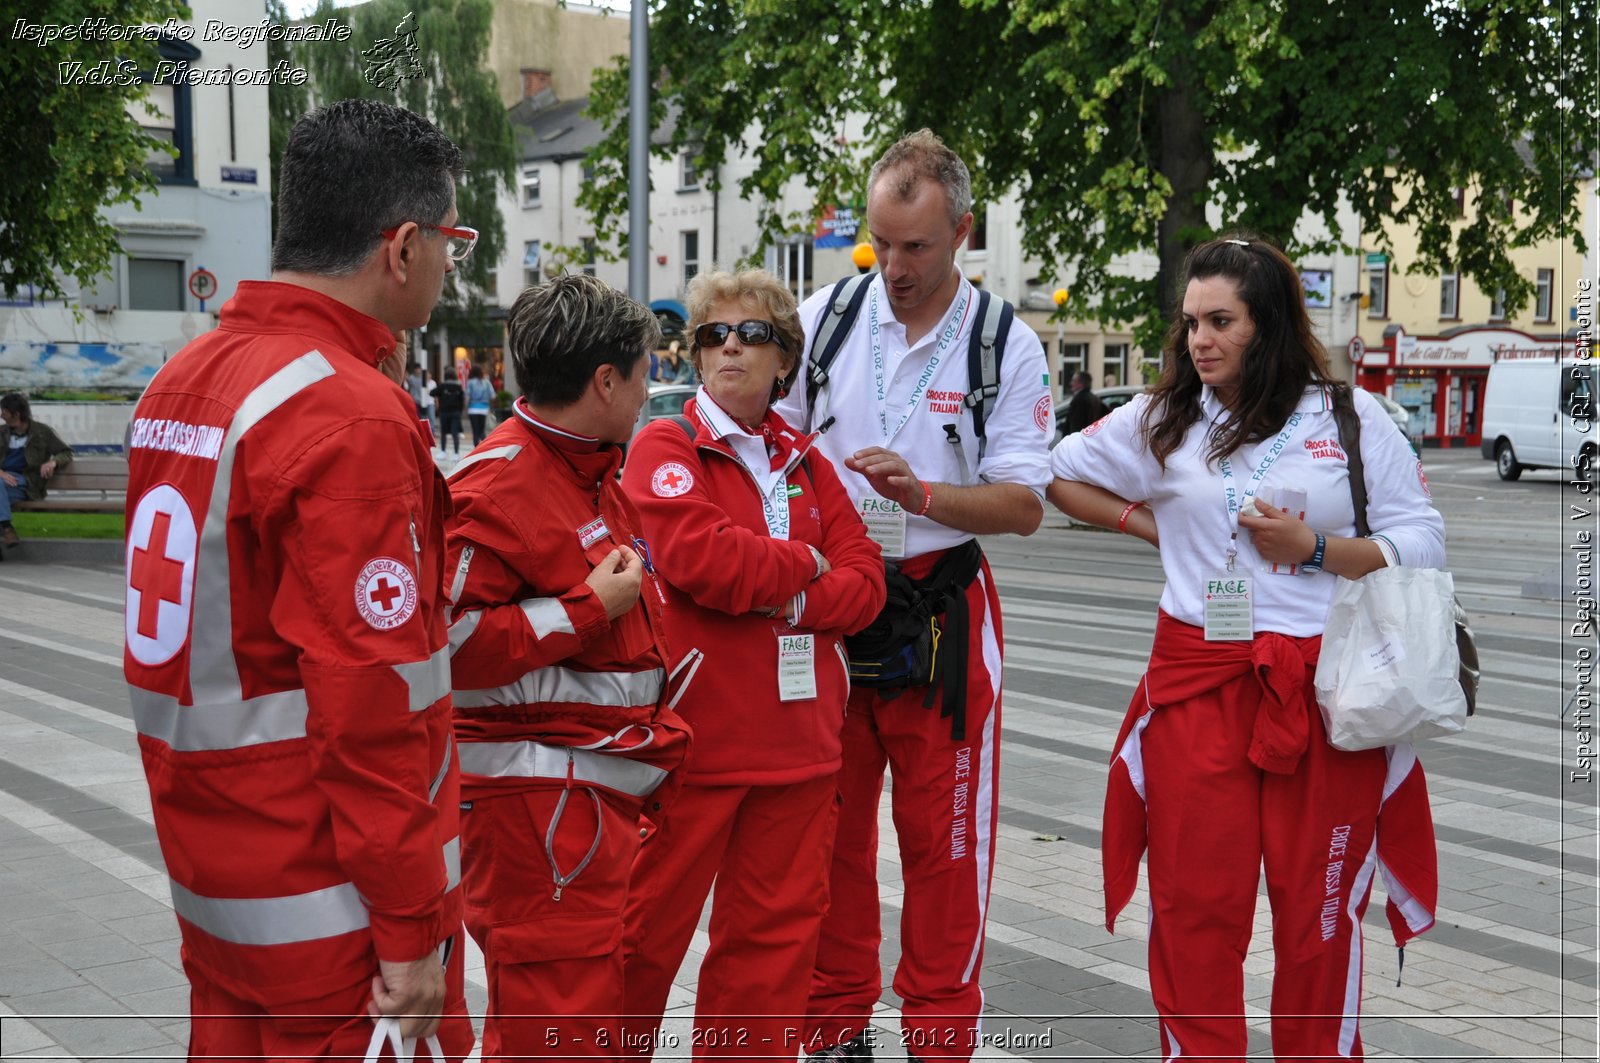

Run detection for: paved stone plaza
[[0, 448, 1595, 1061]]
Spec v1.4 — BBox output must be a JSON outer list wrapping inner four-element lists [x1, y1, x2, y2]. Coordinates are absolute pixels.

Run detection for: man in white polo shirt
[[776, 129, 1052, 1063]]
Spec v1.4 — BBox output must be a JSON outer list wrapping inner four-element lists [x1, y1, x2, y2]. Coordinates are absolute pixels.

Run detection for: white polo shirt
[[776, 274, 1053, 560], [1050, 385, 1446, 636]]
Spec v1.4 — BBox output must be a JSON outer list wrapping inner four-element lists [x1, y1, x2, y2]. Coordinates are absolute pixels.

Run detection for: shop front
[[1353, 326, 1567, 448]]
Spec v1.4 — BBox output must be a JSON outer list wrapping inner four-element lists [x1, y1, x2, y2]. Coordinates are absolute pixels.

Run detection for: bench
[[14, 457, 129, 514]]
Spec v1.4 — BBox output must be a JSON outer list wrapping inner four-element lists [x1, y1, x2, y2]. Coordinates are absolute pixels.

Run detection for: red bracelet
[[915, 481, 934, 516], [1117, 501, 1146, 533]]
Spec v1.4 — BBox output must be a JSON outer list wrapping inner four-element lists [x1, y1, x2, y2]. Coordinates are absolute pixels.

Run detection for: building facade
[[0, 0, 275, 394]]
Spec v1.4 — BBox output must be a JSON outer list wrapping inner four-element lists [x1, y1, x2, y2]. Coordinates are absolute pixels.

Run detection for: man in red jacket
[[123, 99, 475, 1060], [444, 274, 690, 1061]]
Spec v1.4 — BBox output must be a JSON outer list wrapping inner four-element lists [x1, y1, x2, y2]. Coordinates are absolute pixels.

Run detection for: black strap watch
[[1300, 532, 1327, 575]]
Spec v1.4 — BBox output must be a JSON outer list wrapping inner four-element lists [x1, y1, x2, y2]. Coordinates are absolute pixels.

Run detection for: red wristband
[[915, 481, 934, 517], [1117, 501, 1146, 533]]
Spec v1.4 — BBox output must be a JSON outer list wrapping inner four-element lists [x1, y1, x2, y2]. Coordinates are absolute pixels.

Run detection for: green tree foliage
[[0, 0, 190, 300], [583, 0, 1596, 347], [279, 0, 515, 331]]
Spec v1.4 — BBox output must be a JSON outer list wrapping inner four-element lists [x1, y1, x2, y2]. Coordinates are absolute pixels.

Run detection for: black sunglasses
[[693, 320, 787, 350]]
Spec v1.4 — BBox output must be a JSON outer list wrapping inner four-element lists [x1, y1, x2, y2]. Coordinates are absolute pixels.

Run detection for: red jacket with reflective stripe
[[123, 282, 461, 1005], [444, 404, 689, 800], [621, 400, 885, 785]]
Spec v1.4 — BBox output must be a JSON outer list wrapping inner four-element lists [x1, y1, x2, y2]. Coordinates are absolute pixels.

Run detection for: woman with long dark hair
[[1048, 235, 1445, 1061]]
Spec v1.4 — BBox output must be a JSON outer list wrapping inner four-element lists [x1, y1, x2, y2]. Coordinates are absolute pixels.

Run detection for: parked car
[[1480, 358, 1596, 481], [630, 383, 698, 441], [1051, 385, 1146, 446]]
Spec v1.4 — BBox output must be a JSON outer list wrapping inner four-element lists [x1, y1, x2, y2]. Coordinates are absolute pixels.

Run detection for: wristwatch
[[1300, 532, 1327, 575]]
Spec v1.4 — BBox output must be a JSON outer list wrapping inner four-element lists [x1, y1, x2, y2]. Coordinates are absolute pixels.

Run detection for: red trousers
[[184, 931, 473, 1062], [622, 776, 840, 1062], [462, 785, 646, 1062], [1105, 615, 1436, 1062], [804, 561, 1003, 1063]]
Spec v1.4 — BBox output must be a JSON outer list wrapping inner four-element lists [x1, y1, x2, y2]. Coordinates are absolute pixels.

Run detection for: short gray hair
[[866, 129, 972, 226], [508, 275, 661, 406]]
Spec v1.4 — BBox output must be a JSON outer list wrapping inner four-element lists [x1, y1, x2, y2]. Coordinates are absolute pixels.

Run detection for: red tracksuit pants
[[184, 930, 474, 1063], [804, 562, 1003, 1063], [621, 776, 840, 1062], [1139, 667, 1390, 1061], [462, 784, 646, 1062]]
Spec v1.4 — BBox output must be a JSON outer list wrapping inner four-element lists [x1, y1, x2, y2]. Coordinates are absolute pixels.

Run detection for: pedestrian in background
[[443, 274, 690, 1061], [776, 130, 1052, 1063], [466, 364, 494, 446], [1061, 370, 1109, 435], [1048, 234, 1442, 1061], [435, 371, 465, 454], [0, 393, 74, 550], [121, 98, 477, 1061], [620, 269, 885, 1060]]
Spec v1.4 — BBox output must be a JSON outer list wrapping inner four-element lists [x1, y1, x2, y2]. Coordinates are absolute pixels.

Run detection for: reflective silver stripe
[[521, 597, 575, 639], [457, 740, 667, 797], [447, 545, 474, 607], [171, 878, 369, 946], [448, 444, 522, 480], [442, 835, 461, 889], [429, 734, 453, 801], [453, 664, 664, 710], [169, 837, 462, 947], [447, 609, 482, 653], [191, 352, 337, 709], [130, 686, 310, 751], [393, 646, 451, 712]]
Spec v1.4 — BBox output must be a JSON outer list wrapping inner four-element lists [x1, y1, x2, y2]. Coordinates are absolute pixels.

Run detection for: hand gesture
[[585, 544, 644, 620], [844, 447, 925, 511], [1237, 500, 1318, 566]]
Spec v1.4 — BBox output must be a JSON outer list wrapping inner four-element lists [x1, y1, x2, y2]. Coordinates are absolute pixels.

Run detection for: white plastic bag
[[1314, 566, 1467, 750], [363, 1015, 446, 1063]]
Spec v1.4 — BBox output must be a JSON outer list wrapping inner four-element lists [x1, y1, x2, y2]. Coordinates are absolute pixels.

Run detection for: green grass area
[[12, 512, 125, 539]]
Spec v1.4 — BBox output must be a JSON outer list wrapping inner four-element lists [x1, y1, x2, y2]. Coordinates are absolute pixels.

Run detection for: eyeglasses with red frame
[[381, 221, 479, 262]]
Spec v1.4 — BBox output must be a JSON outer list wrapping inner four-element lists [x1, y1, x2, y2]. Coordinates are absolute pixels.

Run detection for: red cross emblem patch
[[651, 461, 694, 498], [355, 557, 418, 630], [125, 484, 198, 666]]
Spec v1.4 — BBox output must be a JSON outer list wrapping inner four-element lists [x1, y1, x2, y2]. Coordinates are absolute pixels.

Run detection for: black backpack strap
[[803, 273, 873, 432], [1329, 386, 1370, 537], [962, 290, 1013, 465]]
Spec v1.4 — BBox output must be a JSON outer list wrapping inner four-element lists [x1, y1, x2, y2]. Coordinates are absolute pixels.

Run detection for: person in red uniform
[[122, 99, 475, 1061], [774, 131, 1052, 1063], [619, 270, 886, 1061], [444, 274, 691, 1062], [1049, 235, 1443, 1061]]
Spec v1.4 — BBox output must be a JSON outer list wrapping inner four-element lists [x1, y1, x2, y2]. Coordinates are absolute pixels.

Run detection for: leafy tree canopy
[[583, 0, 1596, 348], [0, 0, 191, 300], [282, 0, 515, 335]]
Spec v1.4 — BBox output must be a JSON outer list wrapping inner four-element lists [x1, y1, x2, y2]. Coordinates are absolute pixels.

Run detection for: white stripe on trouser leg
[[960, 567, 1002, 985], [1338, 840, 1380, 1057]]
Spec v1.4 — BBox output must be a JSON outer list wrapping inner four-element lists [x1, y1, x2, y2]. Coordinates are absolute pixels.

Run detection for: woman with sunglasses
[[620, 269, 886, 1061]]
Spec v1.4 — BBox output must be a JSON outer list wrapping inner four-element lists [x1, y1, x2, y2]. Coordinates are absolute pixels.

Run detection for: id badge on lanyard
[[859, 496, 906, 556], [777, 632, 818, 702], [1207, 412, 1304, 641]]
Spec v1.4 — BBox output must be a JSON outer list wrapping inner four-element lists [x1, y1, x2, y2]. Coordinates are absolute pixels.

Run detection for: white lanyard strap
[[869, 285, 971, 445], [1216, 411, 1304, 570], [364, 1016, 445, 1063]]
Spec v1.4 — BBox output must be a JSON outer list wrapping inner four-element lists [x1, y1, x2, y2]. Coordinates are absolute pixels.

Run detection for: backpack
[[801, 274, 1014, 476], [435, 380, 465, 413]]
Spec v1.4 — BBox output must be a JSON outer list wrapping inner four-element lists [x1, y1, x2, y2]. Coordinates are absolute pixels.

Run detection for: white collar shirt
[[693, 386, 791, 539], [1050, 384, 1446, 636], [776, 273, 1053, 560]]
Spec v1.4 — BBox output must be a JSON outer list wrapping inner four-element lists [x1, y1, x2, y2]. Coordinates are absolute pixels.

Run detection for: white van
[[1479, 357, 1596, 481]]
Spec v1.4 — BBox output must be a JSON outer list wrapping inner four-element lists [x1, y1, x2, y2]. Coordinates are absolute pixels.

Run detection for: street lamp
[[1053, 288, 1069, 391], [852, 242, 876, 273]]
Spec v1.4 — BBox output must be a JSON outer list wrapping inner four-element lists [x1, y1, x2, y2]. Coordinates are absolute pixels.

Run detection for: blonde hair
[[685, 270, 803, 383], [867, 128, 972, 226]]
